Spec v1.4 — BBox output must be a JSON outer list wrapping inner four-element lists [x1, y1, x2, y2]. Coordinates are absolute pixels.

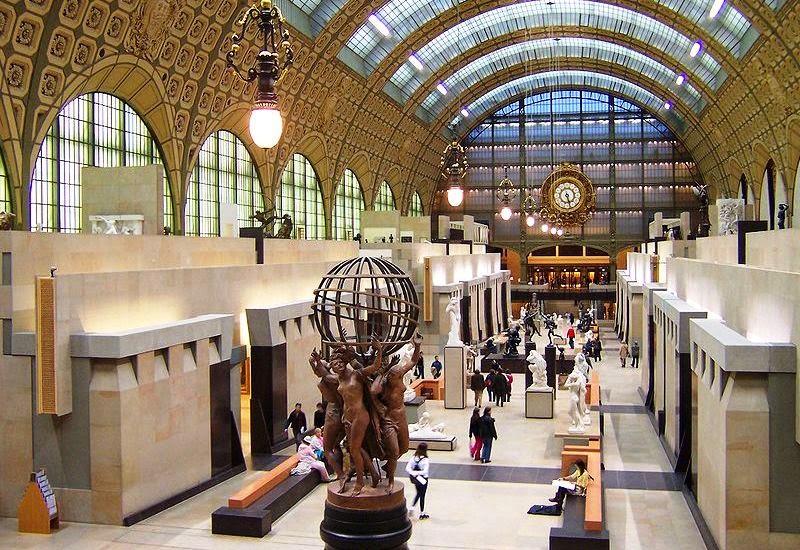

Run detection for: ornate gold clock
[[539, 162, 596, 226]]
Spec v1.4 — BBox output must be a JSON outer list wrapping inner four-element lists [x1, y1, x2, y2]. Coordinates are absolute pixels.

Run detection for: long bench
[[211, 456, 321, 537], [549, 440, 608, 549]]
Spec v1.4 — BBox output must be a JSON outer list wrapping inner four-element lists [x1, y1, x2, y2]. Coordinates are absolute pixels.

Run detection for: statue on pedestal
[[526, 349, 549, 390], [574, 353, 591, 425], [445, 296, 462, 347], [565, 366, 587, 434], [503, 324, 521, 357], [778, 203, 788, 229]]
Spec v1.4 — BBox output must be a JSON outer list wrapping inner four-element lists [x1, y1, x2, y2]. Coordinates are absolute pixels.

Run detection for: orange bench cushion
[[228, 456, 300, 509], [560, 450, 603, 532]]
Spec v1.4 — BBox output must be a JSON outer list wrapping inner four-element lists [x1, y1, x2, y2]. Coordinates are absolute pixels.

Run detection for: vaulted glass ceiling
[[447, 70, 685, 135], [413, 38, 706, 122], [341, 0, 756, 77]]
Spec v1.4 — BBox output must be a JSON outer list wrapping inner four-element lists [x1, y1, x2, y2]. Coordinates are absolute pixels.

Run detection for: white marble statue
[[717, 198, 745, 235], [445, 296, 462, 347], [574, 353, 591, 424], [403, 387, 417, 403], [465, 345, 478, 374], [94, 216, 118, 235], [409, 412, 450, 440], [526, 349, 549, 390], [565, 366, 587, 434]]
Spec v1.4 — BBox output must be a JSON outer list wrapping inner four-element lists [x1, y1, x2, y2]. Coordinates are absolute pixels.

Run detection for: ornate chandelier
[[496, 167, 517, 220], [226, 0, 294, 149], [522, 190, 537, 227], [439, 141, 468, 207]]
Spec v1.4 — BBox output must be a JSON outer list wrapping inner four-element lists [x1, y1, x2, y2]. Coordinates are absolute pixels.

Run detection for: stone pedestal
[[443, 346, 466, 409], [525, 387, 554, 419], [320, 483, 411, 550], [404, 396, 426, 424]]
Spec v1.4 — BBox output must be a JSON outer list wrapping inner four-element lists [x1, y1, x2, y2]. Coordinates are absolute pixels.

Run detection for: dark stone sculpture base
[[320, 484, 411, 550]]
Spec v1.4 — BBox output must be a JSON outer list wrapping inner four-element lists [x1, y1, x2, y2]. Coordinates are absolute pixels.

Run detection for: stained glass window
[[333, 169, 365, 240], [374, 180, 396, 211], [30, 93, 173, 232], [184, 130, 265, 237], [277, 153, 326, 239], [409, 191, 424, 216]]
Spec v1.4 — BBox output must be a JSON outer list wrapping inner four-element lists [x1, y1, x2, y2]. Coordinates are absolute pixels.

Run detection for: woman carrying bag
[[406, 442, 430, 519]]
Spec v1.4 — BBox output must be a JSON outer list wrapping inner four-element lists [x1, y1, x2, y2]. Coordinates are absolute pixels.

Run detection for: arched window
[[30, 93, 173, 232], [185, 130, 265, 236], [277, 154, 325, 239], [333, 169, 364, 240], [739, 174, 748, 203], [0, 147, 11, 213], [374, 180, 396, 211], [761, 160, 776, 229], [409, 191, 424, 216]]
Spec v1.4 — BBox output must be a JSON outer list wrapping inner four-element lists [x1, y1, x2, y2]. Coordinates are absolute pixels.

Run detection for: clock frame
[[538, 162, 597, 226]]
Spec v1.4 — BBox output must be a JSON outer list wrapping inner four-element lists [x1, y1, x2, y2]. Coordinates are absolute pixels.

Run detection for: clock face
[[553, 180, 582, 212]]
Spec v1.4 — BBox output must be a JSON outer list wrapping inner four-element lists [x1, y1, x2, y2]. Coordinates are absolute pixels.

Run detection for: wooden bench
[[410, 377, 444, 400], [549, 439, 608, 549], [585, 370, 601, 408], [211, 456, 321, 537]]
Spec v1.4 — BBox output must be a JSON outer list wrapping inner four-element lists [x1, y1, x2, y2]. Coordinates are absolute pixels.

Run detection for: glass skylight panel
[[417, 38, 705, 120], [447, 71, 681, 131], [386, 2, 725, 100], [344, 0, 754, 76]]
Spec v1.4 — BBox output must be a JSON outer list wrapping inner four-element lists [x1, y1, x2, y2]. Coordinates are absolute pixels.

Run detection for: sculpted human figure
[[408, 412, 448, 438], [309, 349, 345, 481], [445, 296, 462, 346], [370, 332, 422, 492], [574, 353, 591, 424], [329, 337, 384, 495], [526, 349, 548, 389], [565, 366, 587, 433]]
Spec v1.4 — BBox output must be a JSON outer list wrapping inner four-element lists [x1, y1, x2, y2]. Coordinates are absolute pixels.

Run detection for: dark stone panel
[[210, 360, 232, 476], [460, 296, 472, 344], [250, 344, 288, 454], [483, 287, 494, 340]]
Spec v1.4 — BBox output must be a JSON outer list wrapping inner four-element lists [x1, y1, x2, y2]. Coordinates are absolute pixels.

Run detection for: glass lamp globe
[[557, 228, 564, 236], [250, 106, 283, 148], [541, 223, 549, 233], [447, 185, 464, 207], [550, 227, 557, 235], [525, 214, 535, 227], [500, 206, 512, 220]]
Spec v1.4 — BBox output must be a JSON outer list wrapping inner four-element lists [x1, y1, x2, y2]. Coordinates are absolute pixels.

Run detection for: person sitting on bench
[[292, 436, 333, 482], [549, 459, 589, 510]]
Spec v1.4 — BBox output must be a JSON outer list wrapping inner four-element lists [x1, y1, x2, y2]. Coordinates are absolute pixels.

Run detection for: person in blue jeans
[[479, 406, 498, 463]]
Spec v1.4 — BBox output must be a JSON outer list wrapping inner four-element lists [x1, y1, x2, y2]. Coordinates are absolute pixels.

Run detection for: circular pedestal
[[320, 483, 411, 550]]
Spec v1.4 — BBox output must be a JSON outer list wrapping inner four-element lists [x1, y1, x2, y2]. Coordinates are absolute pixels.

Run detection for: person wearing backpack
[[631, 340, 640, 368], [406, 443, 430, 519], [492, 367, 507, 407], [479, 407, 498, 463]]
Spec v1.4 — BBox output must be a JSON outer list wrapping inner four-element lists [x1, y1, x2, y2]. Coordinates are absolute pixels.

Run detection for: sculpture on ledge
[[503, 324, 521, 357], [717, 198, 745, 235], [574, 353, 591, 425], [0, 211, 15, 230], [526, 349, 549, 390], [445, 296, 462, 347], [565, 365, 587, 434], [408, 412, 449, 440], [778, 203, 788, 229], [251, 208, 293, 238]]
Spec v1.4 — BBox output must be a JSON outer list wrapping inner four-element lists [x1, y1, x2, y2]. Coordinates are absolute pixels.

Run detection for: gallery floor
[[0, 328, 706, 549]]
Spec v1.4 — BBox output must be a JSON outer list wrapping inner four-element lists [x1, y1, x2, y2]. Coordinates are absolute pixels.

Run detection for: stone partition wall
[[694, 234, 739, 264], [81, 165, 164, 236], [745, 228, 800, 272], [641, 282, 667, 408]]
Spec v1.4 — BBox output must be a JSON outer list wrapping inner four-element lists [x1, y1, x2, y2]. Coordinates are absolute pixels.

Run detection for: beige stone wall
[[0, 354, 32, 517], [284, 314, 325, 420], [694, 235, 739, 264], [746, 228, 800, 272], [695, 368, 770, 549], [81, 165, 164, 236]]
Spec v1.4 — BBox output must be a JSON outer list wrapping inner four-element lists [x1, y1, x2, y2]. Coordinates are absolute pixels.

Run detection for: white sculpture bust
[[565, 366, 587, 433], [526, 349, 549, 390], [445, 296, 462, 347], [573, 353, 591, 425], [409, 412, 450, 439]]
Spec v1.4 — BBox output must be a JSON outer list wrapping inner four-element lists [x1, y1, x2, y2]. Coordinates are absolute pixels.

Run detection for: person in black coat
[[283, 403, 307, 450], [485, 369, 496, 402], [414, 354, 425, 379], [479, 407, 498, 463], [313, 402, 325, 429], [492, 368, 507, 407], [470, 369, 485, 407]]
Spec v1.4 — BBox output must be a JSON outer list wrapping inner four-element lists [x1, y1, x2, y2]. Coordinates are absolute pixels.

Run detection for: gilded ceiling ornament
[[126, 0, 180, 61]]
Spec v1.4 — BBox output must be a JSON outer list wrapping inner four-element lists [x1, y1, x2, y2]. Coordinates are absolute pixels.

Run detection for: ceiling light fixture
[[675, 73, 686, 86], [439, 141, 468, 207], [408, 53, 424, 71], [690, 40, 703, 57], [500, 206, 513, 220], [664, 100, 673, 110], [368, 14, 391, 37], [226, 0, 294, 149], [437, 82, 448, 95], [460, 107, 470, 117], [709, 0, 725, 18]]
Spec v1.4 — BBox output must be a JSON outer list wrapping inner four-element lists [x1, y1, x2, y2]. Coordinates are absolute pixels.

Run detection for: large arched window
[[374, 180, 396, 211], [185, 130, 265, 237], [0, 147, 11, 213], [333, 169, 364, 240], [761, 160, 776, 229], [30, 93, 173, 232], [409, 191, 424, 216], [277, 154, 325, 239]]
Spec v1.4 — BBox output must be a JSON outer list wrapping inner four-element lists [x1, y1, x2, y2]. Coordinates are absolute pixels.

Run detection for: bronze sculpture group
[[251, 209, 293, 238], [309, 333, 422, 496]]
